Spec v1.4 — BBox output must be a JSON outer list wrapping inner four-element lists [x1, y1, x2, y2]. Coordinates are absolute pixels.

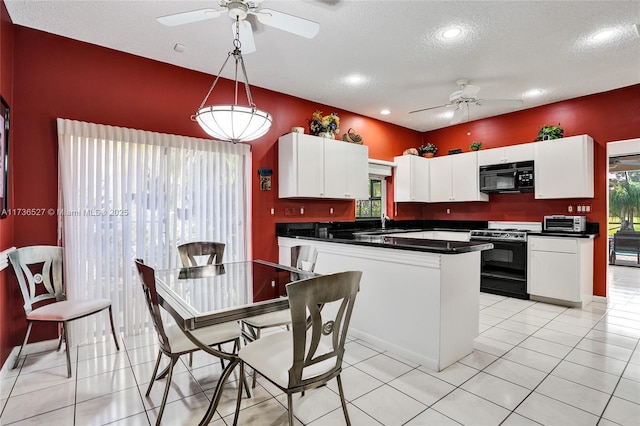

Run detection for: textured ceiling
[[5, 0, 640, 131]]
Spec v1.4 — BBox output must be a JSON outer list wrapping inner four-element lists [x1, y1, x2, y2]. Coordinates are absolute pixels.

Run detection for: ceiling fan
[[157, 0, 320, 54], [409, 79, 524, 125]]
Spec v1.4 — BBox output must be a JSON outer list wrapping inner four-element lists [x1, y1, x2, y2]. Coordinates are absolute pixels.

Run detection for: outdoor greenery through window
[[356, 178, 383, 218], [609, 169, 640, 235]]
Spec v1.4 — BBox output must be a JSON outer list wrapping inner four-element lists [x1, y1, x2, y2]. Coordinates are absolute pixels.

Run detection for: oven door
[[479, 240, 529, 299]]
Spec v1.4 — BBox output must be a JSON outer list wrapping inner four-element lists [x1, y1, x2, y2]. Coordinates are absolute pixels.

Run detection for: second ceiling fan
[[410, 79, 523, 124], [157, 0, 320, 53]]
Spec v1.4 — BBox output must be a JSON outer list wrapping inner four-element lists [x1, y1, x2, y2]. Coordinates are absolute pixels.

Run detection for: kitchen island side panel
[[278, 237, 480, 371]]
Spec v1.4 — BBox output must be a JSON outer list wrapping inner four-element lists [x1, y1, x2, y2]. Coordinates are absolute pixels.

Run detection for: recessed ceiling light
[[346, 74, 365, 85], [442, 27, 462, 39], [380, 109, 391, 115], [591, 29, 615, 42], [524, 89, 544, 98]]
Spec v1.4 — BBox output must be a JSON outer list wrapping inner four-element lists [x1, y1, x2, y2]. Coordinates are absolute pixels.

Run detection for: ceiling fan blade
[[460, 84, 480, 99], [476, 99, 523, 108], [157, 8, 222, 26], [408, 103, 452, 114], [256, 9, 320, 39], [233, 21, 256, 54], [450, 104, 468, 124]]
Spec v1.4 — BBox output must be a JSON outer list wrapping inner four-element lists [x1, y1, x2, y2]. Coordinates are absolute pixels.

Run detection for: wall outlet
[[330, 207, 334, 215], [585, 205, 591, 212], [446, 208, 451, 214], [270, 208, 274, 215], [300, 207, 304, 215], [568, 205, 573, 213]]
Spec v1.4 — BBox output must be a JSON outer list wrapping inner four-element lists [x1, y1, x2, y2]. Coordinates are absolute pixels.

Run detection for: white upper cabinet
[[534, 135, 594, 199], [278, 133, 369, 199], [393, 155, 430, 202], [429, 152, 488, 203], [477, 143, 535, 166]]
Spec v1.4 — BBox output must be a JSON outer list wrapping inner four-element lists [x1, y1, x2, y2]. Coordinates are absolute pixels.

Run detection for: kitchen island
[[277, 233, 492, 371]]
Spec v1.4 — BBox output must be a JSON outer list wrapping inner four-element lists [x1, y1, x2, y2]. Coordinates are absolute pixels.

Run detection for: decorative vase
[[318, 132, 335, 139], [422, 153, 434, 158]]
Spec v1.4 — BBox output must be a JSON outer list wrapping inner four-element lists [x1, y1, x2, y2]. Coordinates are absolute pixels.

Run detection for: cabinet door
[[344, 143, 369, 199], [529, 250, 579, 302], [323, 139, 348, 198], [535, 135, 594, 199], [451, 152, 484, 201], [477, 148, 506, 166], [504, 143, 534, 163], [429, 156, 453, 202], [278, 133, 324, 198], [394, 155, 430, 202]]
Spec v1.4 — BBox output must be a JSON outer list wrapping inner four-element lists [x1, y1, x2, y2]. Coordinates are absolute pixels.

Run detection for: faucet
[[381, 213, 390, 229]]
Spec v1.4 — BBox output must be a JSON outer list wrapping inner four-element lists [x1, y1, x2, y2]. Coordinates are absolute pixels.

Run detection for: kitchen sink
[[352, 228, 419, 236]]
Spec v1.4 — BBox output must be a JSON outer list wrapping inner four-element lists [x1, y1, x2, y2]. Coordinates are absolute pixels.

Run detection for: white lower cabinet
[[528, 236, 593, 306]]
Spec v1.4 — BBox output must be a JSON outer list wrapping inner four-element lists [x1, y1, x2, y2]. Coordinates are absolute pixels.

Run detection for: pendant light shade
[[196, 105, 272, 143], [194, 17, 272, 144]]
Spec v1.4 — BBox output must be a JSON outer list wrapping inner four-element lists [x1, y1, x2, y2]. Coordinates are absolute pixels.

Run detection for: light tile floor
[[1, 265, 639, 425]]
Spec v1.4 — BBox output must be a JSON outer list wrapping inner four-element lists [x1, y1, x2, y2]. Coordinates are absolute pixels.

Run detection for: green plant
[[469, 141, 482, 151], [535, 123, 564, 141], [418, 143, 438, 155]]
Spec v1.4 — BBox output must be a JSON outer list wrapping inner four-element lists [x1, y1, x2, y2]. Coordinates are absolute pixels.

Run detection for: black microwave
[[479, 161, 534, 193]]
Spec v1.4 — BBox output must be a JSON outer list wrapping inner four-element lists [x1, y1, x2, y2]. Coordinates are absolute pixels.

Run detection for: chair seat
[[238, 331, 336, 389], [165, 321, 241, 354], [26, 298, 111, 321], [243, 309, 291, 328]]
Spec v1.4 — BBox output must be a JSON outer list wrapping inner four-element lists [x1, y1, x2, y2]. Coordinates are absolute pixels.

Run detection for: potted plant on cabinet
[[470, 141, 483, 151], [535, 123, 564, 141], [418, 143, 438, 158]]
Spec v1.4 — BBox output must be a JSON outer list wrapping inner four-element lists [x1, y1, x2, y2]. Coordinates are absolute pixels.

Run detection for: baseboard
[[591, 295, 608, 305], [0, 339, 60, 377]]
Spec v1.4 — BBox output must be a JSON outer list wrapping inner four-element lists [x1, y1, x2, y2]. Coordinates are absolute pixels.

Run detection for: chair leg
[[188, 352, 193, 368], [107, 306, 120, 350], [146, 351, 163, 396], [57, 331, 64, 351], [336, 374, 352, 425], [218, 344, 225, 369], [232, 362, 245, 426], [287, 393, 294, 426], [155, 356, 175, 426], [251, 329, 261, 389], [12, 322, 33, 369], [62, 322, 72, 378]]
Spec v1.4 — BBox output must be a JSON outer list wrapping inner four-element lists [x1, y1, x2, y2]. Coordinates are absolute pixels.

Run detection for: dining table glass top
[[154, 259, 317, 330]]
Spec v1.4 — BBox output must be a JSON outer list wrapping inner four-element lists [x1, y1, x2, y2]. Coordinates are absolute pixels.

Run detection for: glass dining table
[[153, 259, 317, 425]]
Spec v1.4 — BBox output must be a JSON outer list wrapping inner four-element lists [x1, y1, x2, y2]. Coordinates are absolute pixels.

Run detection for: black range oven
[[469, 229, 529, 300]]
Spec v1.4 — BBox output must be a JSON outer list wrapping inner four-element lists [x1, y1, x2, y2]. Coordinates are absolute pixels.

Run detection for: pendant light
[[193, 17, 272, 144]]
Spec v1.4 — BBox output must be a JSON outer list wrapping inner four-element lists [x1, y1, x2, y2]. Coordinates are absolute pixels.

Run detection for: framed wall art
[[0, 96, 9, 217]]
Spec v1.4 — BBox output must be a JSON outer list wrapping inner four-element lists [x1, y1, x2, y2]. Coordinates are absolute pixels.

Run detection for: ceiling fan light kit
[[193, 16, 272, 143], [158, 0, 323, 143]]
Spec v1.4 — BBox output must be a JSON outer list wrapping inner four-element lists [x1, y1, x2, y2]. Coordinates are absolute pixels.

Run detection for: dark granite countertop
[[282, 234, 494, 254]]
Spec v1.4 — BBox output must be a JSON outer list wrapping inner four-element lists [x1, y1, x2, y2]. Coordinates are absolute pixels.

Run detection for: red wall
[[421, 85, 640, 297], [0, 0, 16, 367]]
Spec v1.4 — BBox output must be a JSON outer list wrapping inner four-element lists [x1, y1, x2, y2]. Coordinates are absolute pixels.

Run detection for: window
[[356, 176, 385, 219]]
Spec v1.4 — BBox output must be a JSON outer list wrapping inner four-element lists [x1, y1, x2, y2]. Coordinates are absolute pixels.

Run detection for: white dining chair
[[9, 245, 119, 378]]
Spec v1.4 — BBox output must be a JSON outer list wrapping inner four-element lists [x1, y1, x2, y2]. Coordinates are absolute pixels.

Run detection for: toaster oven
[[543, 215, 587, 233]]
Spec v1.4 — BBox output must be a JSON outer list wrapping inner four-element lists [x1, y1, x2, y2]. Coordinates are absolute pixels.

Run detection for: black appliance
[[469, 229, 529, 300], [479, 161, 534, 193]]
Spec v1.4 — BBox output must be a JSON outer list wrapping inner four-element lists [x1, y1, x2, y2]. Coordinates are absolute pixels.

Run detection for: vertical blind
[[57, 118, 252, 341]]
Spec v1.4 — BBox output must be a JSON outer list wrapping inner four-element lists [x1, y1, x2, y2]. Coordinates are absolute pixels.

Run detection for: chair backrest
[[291, 245, 318, 272], [9, 246, 65, 314], [286, 270, 361, 389], [134, 259, 171, 353], [177, 241, 225, 267]]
